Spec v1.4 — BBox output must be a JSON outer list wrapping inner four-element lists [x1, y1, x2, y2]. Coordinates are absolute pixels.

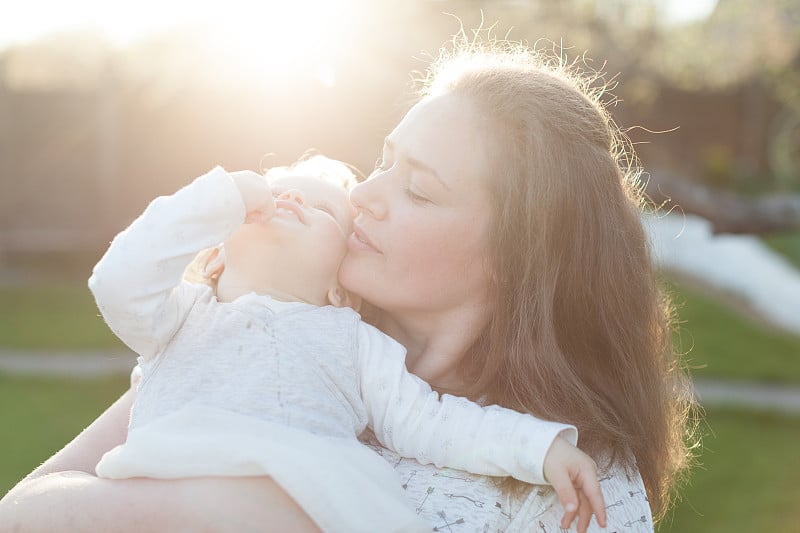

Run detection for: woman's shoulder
[[368, 439, 654, 532], [368, 443, 520, 531]]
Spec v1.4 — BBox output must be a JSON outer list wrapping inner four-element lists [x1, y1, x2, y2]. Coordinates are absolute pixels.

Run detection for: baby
[[90, 155, 605, 532]]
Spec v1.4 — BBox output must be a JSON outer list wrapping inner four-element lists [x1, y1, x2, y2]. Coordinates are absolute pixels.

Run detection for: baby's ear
[[326, 284, 361, 311]]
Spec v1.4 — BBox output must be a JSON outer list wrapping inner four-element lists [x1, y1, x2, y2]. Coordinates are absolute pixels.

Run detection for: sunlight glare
[[318, 63, 337, 88], [1, 1, 193, 48], [1, 0, 357, 84], [661, 0, 718, 25], [184, 0, 353, 86]]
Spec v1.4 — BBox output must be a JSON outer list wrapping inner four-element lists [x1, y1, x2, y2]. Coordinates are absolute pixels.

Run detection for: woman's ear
[[326, 284, 362, 311]]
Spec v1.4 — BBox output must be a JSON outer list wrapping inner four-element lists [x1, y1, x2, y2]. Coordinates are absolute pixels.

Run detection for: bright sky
[[1, 1, 186, 49], [659, 0, 719, 24], [0, 0, 719, 51], [0, 0, 355, 50]]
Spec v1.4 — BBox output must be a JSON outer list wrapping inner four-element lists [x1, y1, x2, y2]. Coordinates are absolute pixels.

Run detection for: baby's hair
[[184, 153, 357, 288], [265, 152, 360, 191]]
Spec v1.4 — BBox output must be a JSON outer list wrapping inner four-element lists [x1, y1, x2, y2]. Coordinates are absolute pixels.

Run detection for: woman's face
[[340, 93, 494, 316]]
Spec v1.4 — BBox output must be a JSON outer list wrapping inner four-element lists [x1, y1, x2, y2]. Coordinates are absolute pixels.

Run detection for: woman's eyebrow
[[384, 138, 451, 191]]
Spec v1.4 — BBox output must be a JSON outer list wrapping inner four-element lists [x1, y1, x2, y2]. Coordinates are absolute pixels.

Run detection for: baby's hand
[[543, 436, 607, 532], [229, 170, 275, 224]]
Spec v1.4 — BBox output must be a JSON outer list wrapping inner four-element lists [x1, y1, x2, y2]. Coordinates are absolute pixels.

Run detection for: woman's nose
[[278, 189, 305, 205], [350, 176, 387, 220]]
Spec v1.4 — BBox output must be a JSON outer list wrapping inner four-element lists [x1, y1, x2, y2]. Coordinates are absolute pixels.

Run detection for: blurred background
[[1, 1, 799, 531]]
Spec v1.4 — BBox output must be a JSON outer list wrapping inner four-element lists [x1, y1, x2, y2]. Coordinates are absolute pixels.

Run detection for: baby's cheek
[[324, 228, 350, 261]]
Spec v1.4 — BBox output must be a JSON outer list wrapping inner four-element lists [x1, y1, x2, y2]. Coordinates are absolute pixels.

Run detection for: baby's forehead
[[271, 174, 346, 196]]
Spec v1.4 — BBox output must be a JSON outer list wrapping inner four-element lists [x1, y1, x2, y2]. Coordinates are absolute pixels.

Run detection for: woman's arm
[[0, 386, 135, 530], [2, 472, 320, 533], [0, 386, 319, 532], [21, 386, 135, 483]]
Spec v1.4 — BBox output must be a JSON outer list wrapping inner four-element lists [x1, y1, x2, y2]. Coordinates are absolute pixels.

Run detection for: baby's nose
[[279, 189, 305, 205]]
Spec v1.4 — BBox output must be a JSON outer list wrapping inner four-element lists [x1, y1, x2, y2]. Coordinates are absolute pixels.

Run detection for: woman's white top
[[89, 167, 584, 532], [372, 439, 654, 532]]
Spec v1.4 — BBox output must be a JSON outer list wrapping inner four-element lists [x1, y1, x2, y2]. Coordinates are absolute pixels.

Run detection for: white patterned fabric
[[363, 434, 655, 532]]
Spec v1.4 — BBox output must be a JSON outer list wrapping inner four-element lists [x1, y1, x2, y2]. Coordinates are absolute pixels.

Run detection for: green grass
[[666, 278, 800, 383], [658, 408, 800, 533], [0, 284, 124, 349], [763, 231, 800, 270], [0, 373, 129, 494]]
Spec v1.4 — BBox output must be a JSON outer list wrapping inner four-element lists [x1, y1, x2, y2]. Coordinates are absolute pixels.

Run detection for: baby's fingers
[[576, 491, 592, 532], [547, 470, 579, 529], [580, 469, 607, 529]]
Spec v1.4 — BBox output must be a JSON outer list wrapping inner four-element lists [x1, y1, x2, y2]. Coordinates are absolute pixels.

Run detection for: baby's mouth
[[273, 201, 305, 223]]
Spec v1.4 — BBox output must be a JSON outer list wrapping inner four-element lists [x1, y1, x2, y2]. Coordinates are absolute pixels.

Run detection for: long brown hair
[[420, 37, 696, 522]]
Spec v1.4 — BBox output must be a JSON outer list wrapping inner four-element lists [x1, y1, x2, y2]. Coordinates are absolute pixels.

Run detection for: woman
[[0, 36, 694, 532]]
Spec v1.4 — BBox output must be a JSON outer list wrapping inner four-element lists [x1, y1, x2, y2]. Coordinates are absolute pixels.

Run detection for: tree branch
[[643, 171, 800, 235]]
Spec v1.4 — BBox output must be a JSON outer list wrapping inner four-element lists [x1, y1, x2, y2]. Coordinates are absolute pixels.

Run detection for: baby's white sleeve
[[88, 167, 246, 360], [355, 321, 577, 486]]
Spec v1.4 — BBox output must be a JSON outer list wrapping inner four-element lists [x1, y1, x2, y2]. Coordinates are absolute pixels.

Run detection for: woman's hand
[[543, 435, 607, 532], [230, 170, 275, 224], [0, 379, 320, 533]]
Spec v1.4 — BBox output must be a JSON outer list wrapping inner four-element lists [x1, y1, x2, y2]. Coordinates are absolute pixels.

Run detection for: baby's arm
[[356, 322, 606, 531], [88, 167, 251, 360]]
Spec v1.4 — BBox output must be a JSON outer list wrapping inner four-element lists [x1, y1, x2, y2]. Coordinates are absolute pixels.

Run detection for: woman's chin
[[338, 256, 372, 295]]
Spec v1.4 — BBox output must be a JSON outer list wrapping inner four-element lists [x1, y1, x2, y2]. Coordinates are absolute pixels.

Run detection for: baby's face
[[222, 173, 355, 305], [269, 174, 355, 239], [264, 174, 355, 281]]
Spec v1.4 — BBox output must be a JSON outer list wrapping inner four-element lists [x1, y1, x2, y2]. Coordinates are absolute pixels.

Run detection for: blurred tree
[[459, 0, 800, 233], [620, 0, 800, 233]]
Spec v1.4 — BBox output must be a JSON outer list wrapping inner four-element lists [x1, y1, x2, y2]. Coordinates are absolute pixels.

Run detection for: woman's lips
[[348, 223, 381, 253], [273, 200, 305, 223]]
